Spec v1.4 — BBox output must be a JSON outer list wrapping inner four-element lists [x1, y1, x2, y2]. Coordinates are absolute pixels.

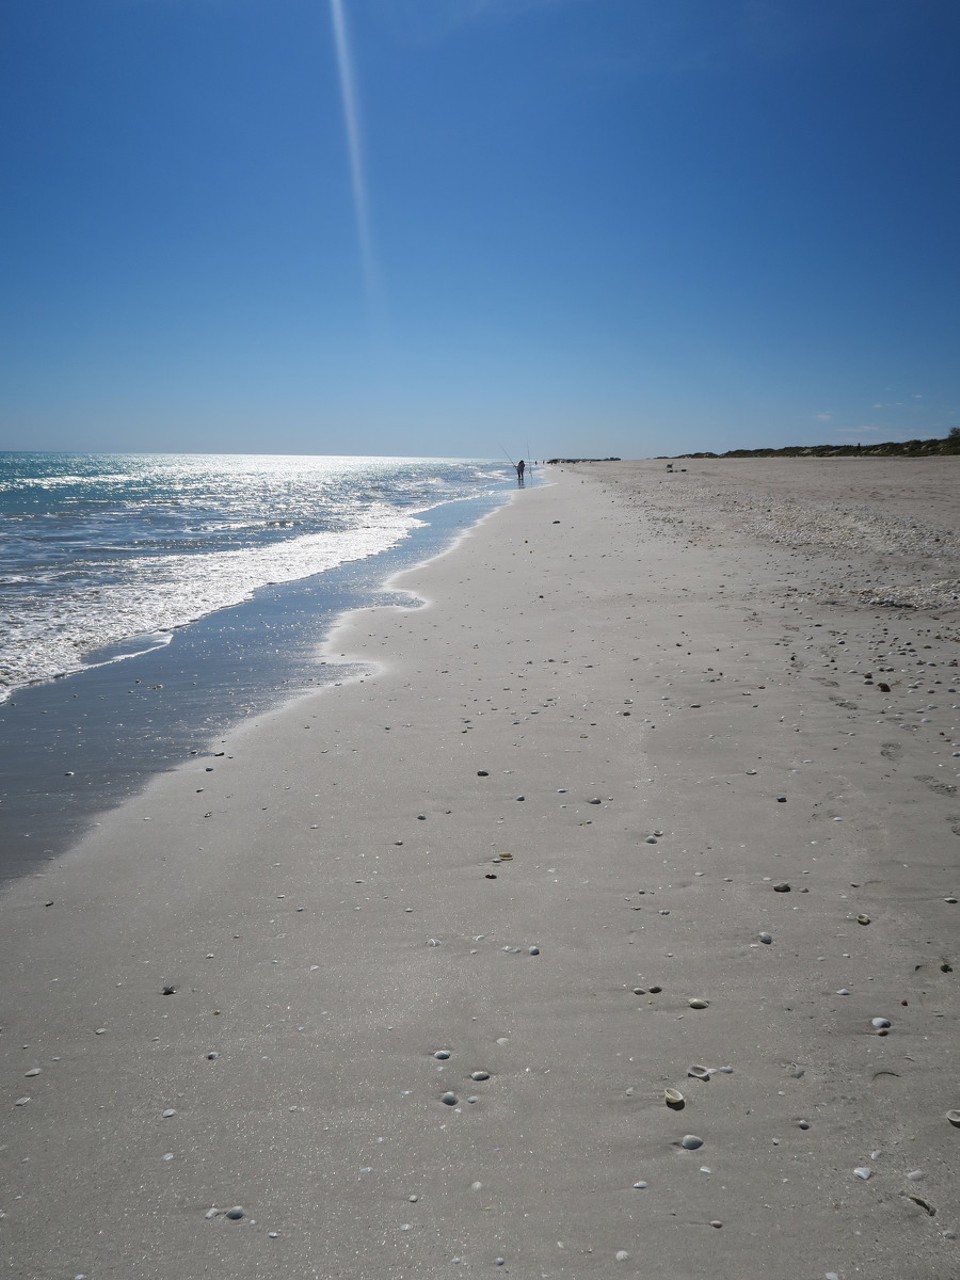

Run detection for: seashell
[[871, 1017, 891, 1030], [687, 1065, 711, 1081], [857, 914, 871, 925], [687, 997, 710, 1010], [946, 1110, 960, 1127], [498, 852, 513, 861], [854, 1167, 872, 1180], [759, 931, 772, 944], [680, 1134, 704, 1150], [664, 1088, 685, 1109], [772, 881, 790, 892]]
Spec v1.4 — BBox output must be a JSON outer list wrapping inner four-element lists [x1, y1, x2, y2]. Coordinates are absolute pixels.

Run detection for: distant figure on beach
[[516, 459, 525, 486]]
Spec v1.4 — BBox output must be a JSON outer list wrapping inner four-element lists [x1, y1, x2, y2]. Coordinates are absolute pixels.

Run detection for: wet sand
[[1, 458, 958, 1279]]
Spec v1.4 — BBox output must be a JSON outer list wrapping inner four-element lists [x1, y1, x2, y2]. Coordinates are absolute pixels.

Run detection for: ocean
[[0, 452, 523, 877], [0, 452, 517, 701]]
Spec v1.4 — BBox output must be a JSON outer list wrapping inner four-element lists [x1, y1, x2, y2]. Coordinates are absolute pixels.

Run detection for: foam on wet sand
[[1, 458, 958, 1278]]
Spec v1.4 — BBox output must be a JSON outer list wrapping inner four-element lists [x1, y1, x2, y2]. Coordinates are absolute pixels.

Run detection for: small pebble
[[854, 1167, 872, 1180], [226, 1206, 245, 1220], [162, 1108, 176, 1118], [709, 1220, 723, 1228], [471, 1070, 490, 1081], [632, 1181, 648, 1189], [441, 1092, 459, 1106], [688, 997, 709, 1009], [759, 931, 772, 944], [528, 945, 540, 956], [871, 1017, 891, 1029], [857, 914, 871, 926], [615, 1250, 630, 1262], [434, 1049, 451, 1060], [681, 1134, 704, 1150], [773, 881, 790, 892]]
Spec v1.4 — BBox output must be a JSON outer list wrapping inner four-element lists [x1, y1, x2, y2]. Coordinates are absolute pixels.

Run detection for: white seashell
[[854, 1167, 872, 1180], [664, 1088, 685, 1109]]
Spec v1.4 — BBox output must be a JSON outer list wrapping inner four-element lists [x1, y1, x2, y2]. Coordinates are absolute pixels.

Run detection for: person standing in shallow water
[[516, 459, 525, 486]]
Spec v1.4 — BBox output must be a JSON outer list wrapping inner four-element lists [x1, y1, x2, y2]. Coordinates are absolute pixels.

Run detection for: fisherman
[[516, 459, 525, 486]]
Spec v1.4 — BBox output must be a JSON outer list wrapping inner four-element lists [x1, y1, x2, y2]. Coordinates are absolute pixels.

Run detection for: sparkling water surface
[[0, 452, 511, 700]]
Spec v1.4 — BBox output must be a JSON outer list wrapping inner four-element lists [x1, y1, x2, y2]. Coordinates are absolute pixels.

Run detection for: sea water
[[0, 452, 513, 701], [0, 452, 524, 877]]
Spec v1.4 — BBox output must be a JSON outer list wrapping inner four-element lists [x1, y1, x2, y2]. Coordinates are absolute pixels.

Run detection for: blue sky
[[1, 0, 958, 458]]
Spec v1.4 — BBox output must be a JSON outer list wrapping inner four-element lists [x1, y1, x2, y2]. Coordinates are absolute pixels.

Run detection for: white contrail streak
[[329, 0, 377, 301]]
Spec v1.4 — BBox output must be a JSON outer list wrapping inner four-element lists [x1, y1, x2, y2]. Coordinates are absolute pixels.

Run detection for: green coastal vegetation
[[675, 427, 960, 460]]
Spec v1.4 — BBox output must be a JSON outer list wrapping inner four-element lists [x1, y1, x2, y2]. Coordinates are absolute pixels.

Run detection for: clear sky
[[2, 0, 958, 458]]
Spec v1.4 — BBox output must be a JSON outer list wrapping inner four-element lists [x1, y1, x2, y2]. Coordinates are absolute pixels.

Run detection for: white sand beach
[[2, 458, 958, 1279]]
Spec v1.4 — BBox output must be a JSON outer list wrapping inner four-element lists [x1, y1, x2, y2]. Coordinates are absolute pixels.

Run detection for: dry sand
[[1, 458, 959, 1279]]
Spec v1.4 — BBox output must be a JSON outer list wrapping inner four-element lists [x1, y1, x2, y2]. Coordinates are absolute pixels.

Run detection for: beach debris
[[498, 852, 513, 861], [777, 796, 787, 803], [687, 1065, 711, 1081], [871, 1017, 892, 1030], [632, 1181, 648, 1189], [162, 1108, 176, 1118], [857, 914, 871, 926], [24, 1068, 41, 1077], [588, 797, 602, 805], [946, 1110, 960, 1127], [709, 1220, 723, 1228], [162, 985, 176, 995], [14, 1097, 31, 1107], [226, 1206, 245, 1220], [477, 770, 489, 776], [665, 1088, 685, 1109], [680, 1134, 704, 1150], [615, 1250, 630, 1262], [854, 1167, 872, 1180], [644, 835, 658, 844], [687, 997, 710, 1010], [441, 1092, 459, 1106], [206, 1051, 219, 1060], [906, 1193, 936, 1215], [719, 1065, 734, 1074], [759, 931, 773, 944], [797, 1119, 810, 1130], [773, 881, 791, 892]]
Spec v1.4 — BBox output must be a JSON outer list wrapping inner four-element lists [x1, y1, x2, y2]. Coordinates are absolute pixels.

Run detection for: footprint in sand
[[880, 742, 903, 761]]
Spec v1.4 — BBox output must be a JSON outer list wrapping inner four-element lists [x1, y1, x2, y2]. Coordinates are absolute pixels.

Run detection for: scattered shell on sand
[[664, 1088, 685, 1109], [759, 931, 772, 944], [854, 1167, 872, 1180], [681, 1134, 704, 1150], [687, 1065, 711, 1081], [772, 881, 791, 893], [687, 997, 710, 1010], [871, 1017, 892, 1030], [24, 1068, 41, 1077], [857, 914, 871, 925], [946, 1110, 960, 1127]]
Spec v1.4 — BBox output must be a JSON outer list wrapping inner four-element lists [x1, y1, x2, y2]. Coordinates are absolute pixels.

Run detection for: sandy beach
[[2, 457, 959, 1280]]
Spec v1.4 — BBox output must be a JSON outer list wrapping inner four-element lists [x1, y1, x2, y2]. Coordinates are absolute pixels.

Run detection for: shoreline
[[0, 485, 513, 883], [1, 460, 958, 1279]]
